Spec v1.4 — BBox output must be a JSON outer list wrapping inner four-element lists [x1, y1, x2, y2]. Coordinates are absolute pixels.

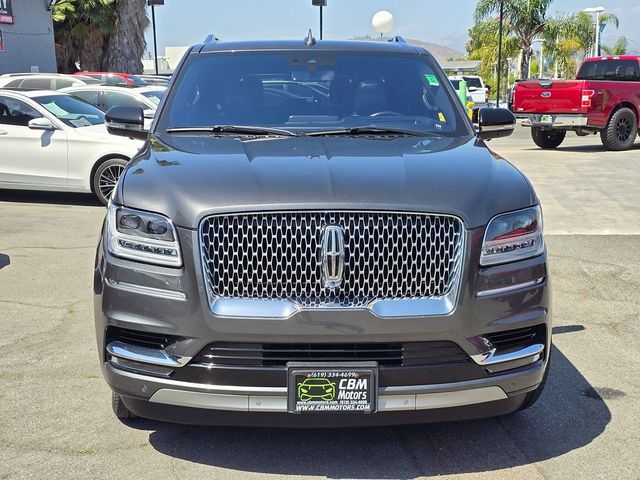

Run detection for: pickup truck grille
[[200, 211, 464, 308]]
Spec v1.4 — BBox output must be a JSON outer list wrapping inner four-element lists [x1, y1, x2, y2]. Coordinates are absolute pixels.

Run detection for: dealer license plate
[[540, 114, 553, 125], [287, 363, 377, 414]]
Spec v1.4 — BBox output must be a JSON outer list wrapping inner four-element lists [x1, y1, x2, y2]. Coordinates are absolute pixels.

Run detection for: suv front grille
[[191, 341, 470, 367], [200, 211, 464, 308]]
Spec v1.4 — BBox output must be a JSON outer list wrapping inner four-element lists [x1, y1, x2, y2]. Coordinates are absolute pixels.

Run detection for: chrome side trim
[[210, 292, 458, 319], [476, 277, 545, 298], [148, 386, 508, 412], [106, 278, 187, 301], [106, 341, 191, 368], [471, 343, 544, 366], [480, 124, 514, 132]]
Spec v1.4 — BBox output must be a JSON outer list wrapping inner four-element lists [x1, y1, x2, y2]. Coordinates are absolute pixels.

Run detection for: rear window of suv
[[577, 59, 640, 81], [157, 51, 469, 137]]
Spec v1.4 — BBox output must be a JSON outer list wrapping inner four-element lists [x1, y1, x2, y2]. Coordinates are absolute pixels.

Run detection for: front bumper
[[94, 224, 551, 425]]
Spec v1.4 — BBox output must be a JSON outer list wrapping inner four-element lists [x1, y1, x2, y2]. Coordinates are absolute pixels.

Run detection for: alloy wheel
[[615, 117, 632, 142], [99, 164, 125, 201]]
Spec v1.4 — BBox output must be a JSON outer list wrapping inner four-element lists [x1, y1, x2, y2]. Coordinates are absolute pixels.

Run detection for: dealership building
[[0, 0, 57, 75]]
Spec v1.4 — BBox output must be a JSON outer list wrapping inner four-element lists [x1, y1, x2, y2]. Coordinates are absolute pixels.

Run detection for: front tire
[[112, 392, 138, 419], [600, 107, 638, 151], [93, 158, 128, 205], [531, 127, 566, 149]]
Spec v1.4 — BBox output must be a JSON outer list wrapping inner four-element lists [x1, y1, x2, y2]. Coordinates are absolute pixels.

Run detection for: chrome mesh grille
[[200, 212, 464, 308]]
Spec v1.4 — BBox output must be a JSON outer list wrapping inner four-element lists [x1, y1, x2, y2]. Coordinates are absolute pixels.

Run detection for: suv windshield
[[158, 51, 469, 136], [34, 95, 105, 127]]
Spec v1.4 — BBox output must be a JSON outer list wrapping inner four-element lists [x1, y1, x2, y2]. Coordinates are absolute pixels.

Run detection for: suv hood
[[117, 134, 536, 229]]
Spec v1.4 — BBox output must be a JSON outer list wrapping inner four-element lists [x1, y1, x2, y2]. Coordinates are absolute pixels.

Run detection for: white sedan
[[60, 85, 166, 129], [0, 90, 143, 205]]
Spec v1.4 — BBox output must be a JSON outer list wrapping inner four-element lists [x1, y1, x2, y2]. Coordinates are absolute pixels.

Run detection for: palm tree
[[596, 13, 619, 55], [474, 0, 552, 79], [53, 0, 115, 73], [103, 0, 149, 73], [602, 36, 628, 55], [466, 19, 519, 98]]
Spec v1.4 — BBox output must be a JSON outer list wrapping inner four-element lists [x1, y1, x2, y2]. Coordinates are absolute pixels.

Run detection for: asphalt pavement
[[0, 127, 638, 479]]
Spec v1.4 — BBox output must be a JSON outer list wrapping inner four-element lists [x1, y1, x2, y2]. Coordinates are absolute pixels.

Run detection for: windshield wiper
[[306, 126, 437, 137], [166, 125, 299, 137]]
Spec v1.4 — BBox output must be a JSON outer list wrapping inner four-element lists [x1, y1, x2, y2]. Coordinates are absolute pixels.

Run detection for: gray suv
[[95, 35, 551, 426]]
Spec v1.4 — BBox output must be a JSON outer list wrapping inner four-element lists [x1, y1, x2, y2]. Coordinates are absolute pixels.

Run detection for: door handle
[[0, 129, 8, 135]]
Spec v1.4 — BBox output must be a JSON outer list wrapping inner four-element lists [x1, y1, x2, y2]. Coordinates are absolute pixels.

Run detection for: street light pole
[[312, 0, 327, 40], [147, 0, 164, 75], [496, 0, 505, 108], [583, 7, 605, 57]]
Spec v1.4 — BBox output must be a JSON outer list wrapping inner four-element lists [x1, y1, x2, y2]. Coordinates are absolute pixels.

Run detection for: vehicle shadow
[[0, 253, 9, 270], [132, 344, 610, 478], [520, 142, 640, 153], [0, 189, 103, 207]]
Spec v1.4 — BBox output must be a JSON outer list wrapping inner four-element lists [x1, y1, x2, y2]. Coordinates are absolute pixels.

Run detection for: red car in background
[[514, 55, 640, 151], [73, 72, 147, 86]]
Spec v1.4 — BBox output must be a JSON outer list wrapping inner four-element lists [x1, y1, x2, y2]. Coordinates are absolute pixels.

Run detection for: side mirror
[[467, 86, 477, 92], [28, 117, 56, 130], [105, 106, 147, 140], [473, 107, 516, 140], [143, 109, 155, 119]]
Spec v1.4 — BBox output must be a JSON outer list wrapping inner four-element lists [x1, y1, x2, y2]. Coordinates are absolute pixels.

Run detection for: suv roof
[[196, 38, 427, 56]]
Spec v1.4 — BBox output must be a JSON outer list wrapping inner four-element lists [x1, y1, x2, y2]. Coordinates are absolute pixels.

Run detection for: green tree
[[53, 0, 148, 74], [602, 36, 628, 55], [466, 19, 519, 99], [474, 0, 552, 79], [53, 0, 115, 73]]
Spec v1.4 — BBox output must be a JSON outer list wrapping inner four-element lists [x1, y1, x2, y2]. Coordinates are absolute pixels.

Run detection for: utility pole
[[496, 0, 505, 108]]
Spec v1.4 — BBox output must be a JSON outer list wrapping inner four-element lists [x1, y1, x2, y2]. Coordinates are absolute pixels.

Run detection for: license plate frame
[[287, 362, 378, 414]]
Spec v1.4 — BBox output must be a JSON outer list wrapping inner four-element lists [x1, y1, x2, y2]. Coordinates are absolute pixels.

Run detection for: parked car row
[[0, 89, 143, 204], [0, 71, 169, 204]]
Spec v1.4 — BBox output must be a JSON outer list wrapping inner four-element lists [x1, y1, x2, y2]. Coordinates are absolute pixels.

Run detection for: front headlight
[[106, 203, 182, 267], [480, 206, 544, 266]]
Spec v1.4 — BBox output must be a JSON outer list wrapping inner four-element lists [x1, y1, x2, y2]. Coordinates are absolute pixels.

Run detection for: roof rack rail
[[203, 34, 219, 43], [388, 36, 407, 44]]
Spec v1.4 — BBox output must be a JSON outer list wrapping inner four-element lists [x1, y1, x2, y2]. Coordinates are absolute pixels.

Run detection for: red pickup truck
[[513, 56, 640, 151]]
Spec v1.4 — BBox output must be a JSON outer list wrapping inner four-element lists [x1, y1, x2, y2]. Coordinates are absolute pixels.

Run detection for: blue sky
[[144, 0, 640, 56]]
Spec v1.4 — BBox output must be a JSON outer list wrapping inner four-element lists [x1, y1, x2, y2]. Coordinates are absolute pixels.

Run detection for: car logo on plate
[[321, 225, 345, 289], [541, 92, 552, 98]]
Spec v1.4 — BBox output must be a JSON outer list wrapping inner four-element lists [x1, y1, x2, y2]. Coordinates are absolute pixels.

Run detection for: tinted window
[[69, 90, 101, 108], [105, 91, 146, 109], [33, 94, 104, 127], [106, 75, 127, 85], [463, 77, 483, 88], [20, 78, 52, 89], [0, 96, 43, 126], [159, 52, 468, 136], [577, 59, 640, 81], [449, 79, 461, 89], [130, 76, 147, 85], [53, 78, 75, 89], [140, 90, 165, 105], [5, 79, 23, 87]]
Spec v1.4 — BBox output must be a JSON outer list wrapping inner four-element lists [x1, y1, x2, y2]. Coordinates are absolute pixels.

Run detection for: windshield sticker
[[424, 74, 440, 86], [70, 118, 92, 128], [438, 112, 446, 123]]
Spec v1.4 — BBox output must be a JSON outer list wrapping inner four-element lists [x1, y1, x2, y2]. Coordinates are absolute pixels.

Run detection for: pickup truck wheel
[[531, 127, 566, 149], [601, 107, 638, 151], [112, 392, 138, 419], [93, 158, 128, 205]]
